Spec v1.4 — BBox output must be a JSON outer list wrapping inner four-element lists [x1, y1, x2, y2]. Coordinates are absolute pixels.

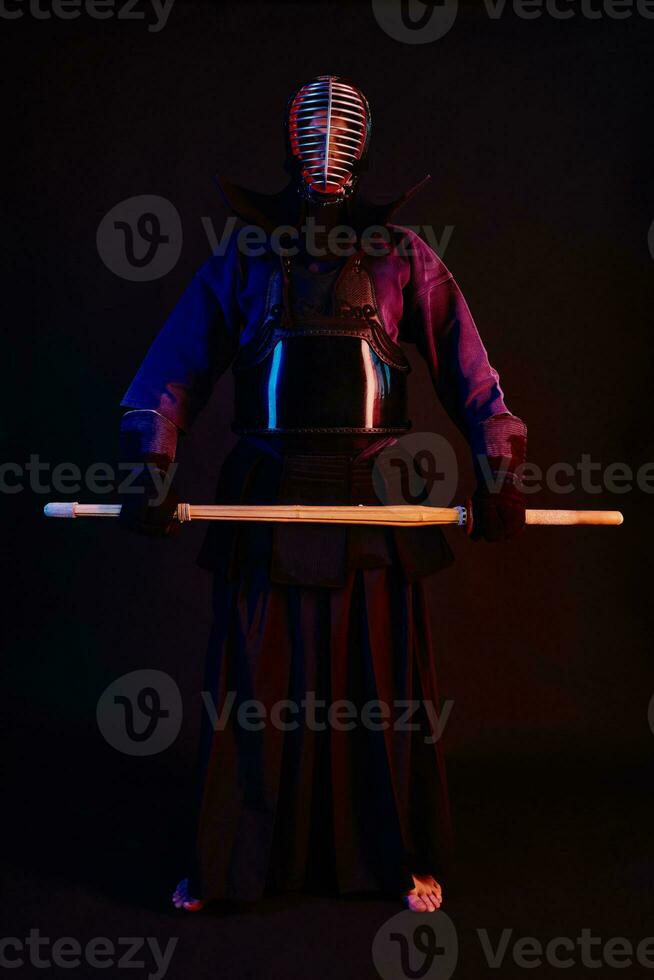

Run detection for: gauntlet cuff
[[120, 409, 179, 461], [470, 413, 527, 465]]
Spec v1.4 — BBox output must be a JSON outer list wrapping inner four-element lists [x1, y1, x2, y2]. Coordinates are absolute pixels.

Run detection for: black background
[[4, 2, 654, 978]]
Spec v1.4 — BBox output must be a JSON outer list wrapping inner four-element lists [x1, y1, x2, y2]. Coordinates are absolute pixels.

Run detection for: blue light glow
[[267, 341, 283, 429]]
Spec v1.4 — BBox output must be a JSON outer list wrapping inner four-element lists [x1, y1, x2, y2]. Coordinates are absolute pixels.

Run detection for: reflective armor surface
[[232, 253, 412, 434]]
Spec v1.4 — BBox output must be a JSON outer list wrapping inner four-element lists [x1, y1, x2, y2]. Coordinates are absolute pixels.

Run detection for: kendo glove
[[118, 452, 179, 537], [469, 461, 526, 542], [468, 414, 527, 542], [117, 409, 180, 538]]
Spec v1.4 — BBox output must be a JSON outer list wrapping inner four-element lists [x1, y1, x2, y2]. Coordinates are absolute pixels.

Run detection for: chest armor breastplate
[[232, 256, 411, 435]]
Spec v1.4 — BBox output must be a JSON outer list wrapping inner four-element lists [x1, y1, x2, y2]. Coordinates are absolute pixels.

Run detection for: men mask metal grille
[[287, 75, 371, 202]]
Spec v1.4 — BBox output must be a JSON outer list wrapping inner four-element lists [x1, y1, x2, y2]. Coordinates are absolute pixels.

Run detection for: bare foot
[[172, 878, 205, 912], [403, 874, 443, 912]]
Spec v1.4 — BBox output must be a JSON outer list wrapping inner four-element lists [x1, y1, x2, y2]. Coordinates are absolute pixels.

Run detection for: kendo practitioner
[[118, 75, 527, 913]]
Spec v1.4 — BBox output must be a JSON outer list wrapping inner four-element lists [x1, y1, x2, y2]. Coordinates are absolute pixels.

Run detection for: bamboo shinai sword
[[43, 502, 624, 529]]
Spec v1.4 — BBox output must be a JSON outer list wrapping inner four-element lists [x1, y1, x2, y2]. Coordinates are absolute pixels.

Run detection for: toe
[[182, 899, 204, 912], [404, 893, 428, 913], [422, 893, 437, 912]]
